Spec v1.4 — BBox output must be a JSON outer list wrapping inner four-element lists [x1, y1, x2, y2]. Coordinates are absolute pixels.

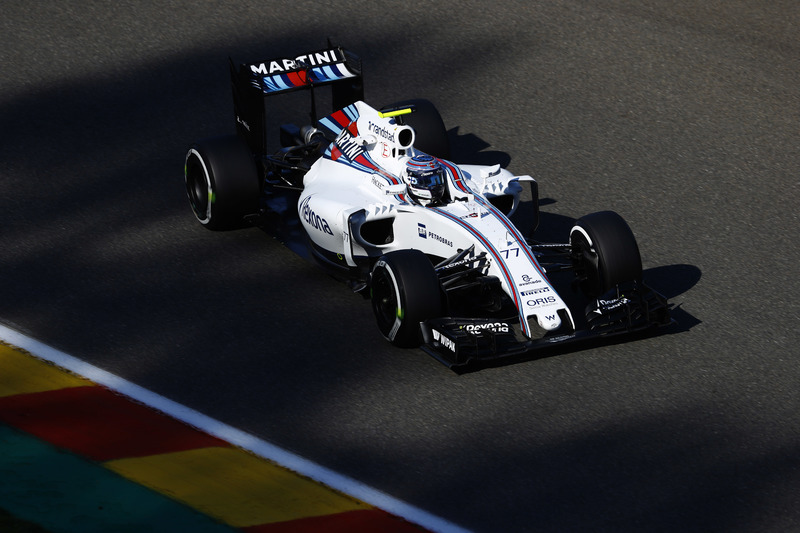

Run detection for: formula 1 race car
[[184, 45, 672, 369]]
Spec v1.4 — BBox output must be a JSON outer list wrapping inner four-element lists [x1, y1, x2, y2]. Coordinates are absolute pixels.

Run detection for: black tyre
[[370, 250, 444, 347], [570, 211, 643, 296], [382, 99, 450, 160], [184, 135, 260, 230]]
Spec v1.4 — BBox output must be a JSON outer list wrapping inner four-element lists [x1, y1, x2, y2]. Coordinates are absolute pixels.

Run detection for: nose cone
[[537, 312, 562, 331]]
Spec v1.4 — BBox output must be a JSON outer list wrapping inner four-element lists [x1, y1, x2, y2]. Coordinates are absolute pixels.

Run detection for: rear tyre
[[370, 250, 443, 347], [570, 211, 643, 296], [382, 99, 450, 160], [184, 135, 260, 230]]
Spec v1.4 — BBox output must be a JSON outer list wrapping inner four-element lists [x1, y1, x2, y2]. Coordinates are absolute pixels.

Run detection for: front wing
[[419, 281, 672, 370]]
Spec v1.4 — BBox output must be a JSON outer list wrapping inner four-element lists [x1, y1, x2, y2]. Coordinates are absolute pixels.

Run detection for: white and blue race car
[[184, 46, 671, 369]]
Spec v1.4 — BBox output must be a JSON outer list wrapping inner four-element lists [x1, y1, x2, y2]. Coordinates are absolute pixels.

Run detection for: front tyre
[[184, 135, 260, 231], [370, 250, 443, 347], [570, 211, 643, 297]]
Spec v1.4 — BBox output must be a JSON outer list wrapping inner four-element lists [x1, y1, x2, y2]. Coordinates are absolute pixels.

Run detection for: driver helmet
[[405, 155, 446, 206]]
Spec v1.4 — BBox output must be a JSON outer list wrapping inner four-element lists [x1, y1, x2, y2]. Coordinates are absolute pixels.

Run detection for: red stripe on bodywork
[[354, 153, 377, 170], [441, 160, 470, 194], [433, 207, 521, 312], [286, 70, 308, 87], [242, 509, 425, 532], [440, 160, 549, 279], [330, 109, 351, 129], [0, 386, 229, 461]]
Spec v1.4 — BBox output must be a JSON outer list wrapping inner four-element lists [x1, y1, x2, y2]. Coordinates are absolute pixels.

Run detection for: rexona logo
[[432, 329, 456, 353], [300, 196, 333, 235], [250, 49, 343, 75], [595, 297, 631, 313], [464, 322, 510, 335]]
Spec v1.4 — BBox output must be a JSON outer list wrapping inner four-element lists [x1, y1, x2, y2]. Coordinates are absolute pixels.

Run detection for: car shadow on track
[[447, 126, 512, 168], [454, 262, 702, 374], [433, 127, 704, 373], [466, 203, 702, 374]]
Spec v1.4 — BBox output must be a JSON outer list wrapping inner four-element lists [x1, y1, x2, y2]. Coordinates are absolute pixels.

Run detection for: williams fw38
[[184, 46, 672, 369]]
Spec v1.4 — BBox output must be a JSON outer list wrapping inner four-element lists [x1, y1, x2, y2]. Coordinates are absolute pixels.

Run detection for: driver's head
[[405, 155, 446, 206]]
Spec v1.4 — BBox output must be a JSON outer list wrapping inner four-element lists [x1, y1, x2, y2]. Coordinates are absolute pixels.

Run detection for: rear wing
[[230, 46, 364, 155]]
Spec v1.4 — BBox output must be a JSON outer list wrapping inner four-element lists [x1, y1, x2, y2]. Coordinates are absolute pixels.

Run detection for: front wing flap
[[419, 281, 672, 369]]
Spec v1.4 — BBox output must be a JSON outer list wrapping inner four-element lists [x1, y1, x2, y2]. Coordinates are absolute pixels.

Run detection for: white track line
[[0, 323, 470, 533]]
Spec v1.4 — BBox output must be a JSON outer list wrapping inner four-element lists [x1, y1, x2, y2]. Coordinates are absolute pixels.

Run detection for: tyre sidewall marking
[[570, 225, 594, 252], [381, 262, 403, 341]]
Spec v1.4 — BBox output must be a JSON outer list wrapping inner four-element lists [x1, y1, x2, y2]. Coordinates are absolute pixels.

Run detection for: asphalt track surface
[[1, 2, 799, 531]]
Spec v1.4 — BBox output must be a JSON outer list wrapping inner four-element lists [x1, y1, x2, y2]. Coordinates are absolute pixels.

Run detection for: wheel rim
[[185, 151, 211, 222], [371, 269, 399, 334], [571, 230, 602, 295]]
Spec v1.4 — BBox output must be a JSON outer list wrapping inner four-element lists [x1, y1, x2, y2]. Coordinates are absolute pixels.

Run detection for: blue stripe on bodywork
[[430, 206, 530, 337], [441, 160, 549, 279], [435, 160, 562, 337]]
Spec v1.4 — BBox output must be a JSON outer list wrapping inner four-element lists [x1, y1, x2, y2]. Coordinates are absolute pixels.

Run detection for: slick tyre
[[570, 211, 643, 297], [371, 250, 443, 348], [382, 99, 450, 160], [184, 135, 259, 231]]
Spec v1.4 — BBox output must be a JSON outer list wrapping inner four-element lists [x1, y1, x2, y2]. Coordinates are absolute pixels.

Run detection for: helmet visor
[[408, 168, 444, 188]]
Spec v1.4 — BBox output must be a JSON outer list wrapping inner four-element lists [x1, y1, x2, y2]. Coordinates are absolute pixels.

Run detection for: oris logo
[[300, 196, 333, 235], [527, 296, 557, 307]]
